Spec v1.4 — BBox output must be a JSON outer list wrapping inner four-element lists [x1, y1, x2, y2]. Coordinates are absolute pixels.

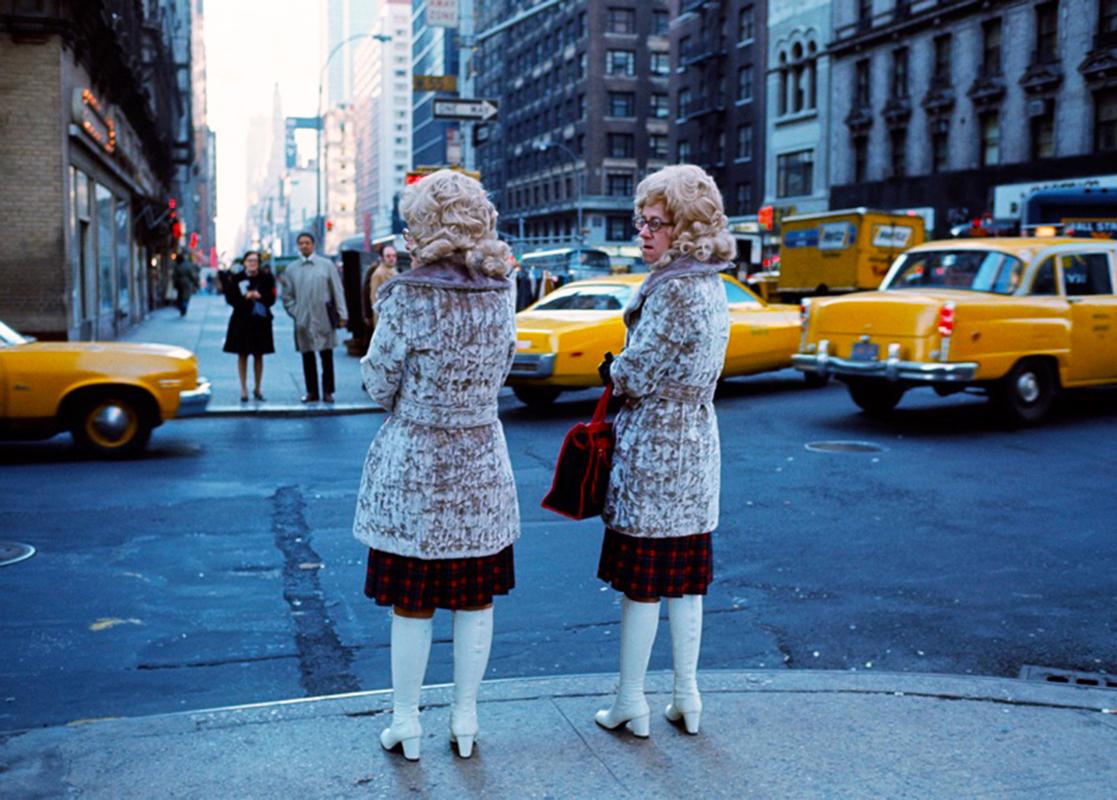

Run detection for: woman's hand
[[598, 352, 614, 385]]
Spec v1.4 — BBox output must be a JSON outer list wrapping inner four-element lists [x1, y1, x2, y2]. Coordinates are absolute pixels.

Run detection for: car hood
[[17, 341, 197, 360]]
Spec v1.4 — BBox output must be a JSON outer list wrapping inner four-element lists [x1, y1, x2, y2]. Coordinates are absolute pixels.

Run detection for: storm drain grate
[[804, 441, 884, 454], [1019, 665, 1117, 690], [0, 541, 36, 567]]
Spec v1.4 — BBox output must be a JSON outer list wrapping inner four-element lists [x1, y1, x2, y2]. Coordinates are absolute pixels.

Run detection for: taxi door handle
[[1067, 298, 1082, 304]]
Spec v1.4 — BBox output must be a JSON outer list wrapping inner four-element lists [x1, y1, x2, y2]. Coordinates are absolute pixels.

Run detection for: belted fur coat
[[352, 261, 520, 559], [603, 258, 731, 538]]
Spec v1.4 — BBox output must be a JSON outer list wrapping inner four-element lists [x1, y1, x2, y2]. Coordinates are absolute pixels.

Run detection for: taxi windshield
[[886, 250, 1025, 294], [533, 284, 632, 311], [0, 319, 27, 346]]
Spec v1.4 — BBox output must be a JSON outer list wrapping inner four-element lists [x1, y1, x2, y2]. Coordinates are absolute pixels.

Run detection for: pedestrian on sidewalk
[[593, 164, 733, 739], [353, 170, 519, 762], [279, 232, 346, 403], [172, 256, 199, 316], [362, 243, 398, 334], [221, 250, 276, 402]]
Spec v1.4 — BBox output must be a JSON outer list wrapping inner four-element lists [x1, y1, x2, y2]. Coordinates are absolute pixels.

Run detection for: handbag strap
[[591, 383, 612, 424]]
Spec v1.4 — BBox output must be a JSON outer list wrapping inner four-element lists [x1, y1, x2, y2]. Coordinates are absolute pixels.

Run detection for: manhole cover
[[804, 441, 884, 453], [0, 541, 36, 567]]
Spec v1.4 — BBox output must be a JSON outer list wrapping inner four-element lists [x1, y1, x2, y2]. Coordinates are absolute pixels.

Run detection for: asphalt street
[[2, 372, 1116, 731]]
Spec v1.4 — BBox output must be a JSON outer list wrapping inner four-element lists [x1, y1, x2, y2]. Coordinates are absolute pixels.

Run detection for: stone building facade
[[828, 0, 1117, 236]]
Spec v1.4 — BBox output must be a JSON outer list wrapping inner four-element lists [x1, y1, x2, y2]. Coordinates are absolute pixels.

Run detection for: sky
[[206, 0, 321, 259]]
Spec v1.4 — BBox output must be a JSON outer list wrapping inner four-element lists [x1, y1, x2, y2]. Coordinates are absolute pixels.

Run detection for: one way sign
[[432, 98, 499, 122]]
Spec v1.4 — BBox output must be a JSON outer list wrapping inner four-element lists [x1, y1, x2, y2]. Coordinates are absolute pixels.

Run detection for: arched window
[[778, 51, 788, 116], [780, 36, 818, 116]]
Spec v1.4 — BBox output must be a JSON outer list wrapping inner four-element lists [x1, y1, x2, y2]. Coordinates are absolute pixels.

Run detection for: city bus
[[1022, 187, 1117, 239]]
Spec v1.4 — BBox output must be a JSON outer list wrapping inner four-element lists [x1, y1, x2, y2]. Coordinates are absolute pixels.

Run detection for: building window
[[739, 5, 755, 42], [1032, 106, 1055, 159], [1096, 89, 1117, 151], [932, 34, 951, 85], [578, 93, 586, 119], [859, 0, 872, 23], [606, 7, 635, 34], [931, 130, 949, 173], [652, 10, 669, 36], [780, 41, 817, 114], [736, 183, 752, 214], [981, 18, 1002, 76], [606, 173, 633, 196], [607, 216, 631, 241], [651, 93, 669, 118], [889, 128, 906, 177], [650, 52, 670, 76], [980, 112, 1001, 165], [738, 65, 753, 101], [608, 91, 635, 117], [736, 124, 753, 160], [1035, 2, 1058, 62], [854, 58, 871, 108], [606, 50, 635, 76], [891, 47, 908, 98], [608, 132, 635, 158], [649, 134, 668, 159], [678, 88, 691, 117], [777, 150, 813, 197], [853, 135, 869, 182], [680, 35, 691, 60], [1103, 0, 1117, 35], [677, 140, 691, 162]]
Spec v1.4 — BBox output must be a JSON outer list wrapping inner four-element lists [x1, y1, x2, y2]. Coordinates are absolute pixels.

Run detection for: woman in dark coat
[[222, 250, 276, 401]]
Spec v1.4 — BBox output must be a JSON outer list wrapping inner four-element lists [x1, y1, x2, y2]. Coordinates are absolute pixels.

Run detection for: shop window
[[95, 184, 115, 315]]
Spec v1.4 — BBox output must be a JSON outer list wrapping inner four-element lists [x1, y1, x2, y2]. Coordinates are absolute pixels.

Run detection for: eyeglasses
[[633, 215, 672, 233]]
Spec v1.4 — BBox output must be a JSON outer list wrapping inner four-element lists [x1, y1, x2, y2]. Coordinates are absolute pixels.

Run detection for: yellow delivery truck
[[777, 209, 925, 301]]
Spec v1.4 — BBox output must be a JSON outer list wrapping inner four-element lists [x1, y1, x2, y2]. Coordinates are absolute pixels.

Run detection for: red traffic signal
[[189, 232, 198, 249], [326, 219, 334, 231], [758, 205, 774, 231]]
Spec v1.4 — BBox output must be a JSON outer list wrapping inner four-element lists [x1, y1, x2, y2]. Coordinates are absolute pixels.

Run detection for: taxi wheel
[[68, 393, 153, 458], [512, 386, 562, 408], [847, 380, 904, 416], [994, 359, 1054, 426]]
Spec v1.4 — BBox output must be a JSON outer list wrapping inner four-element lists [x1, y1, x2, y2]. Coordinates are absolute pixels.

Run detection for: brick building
[[0, 0, 194, 340], [828, 0, 1117, 236]]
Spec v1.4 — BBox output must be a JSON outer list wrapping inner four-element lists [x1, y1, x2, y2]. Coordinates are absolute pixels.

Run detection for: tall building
[[828, 0, 1117, 236], [474, 0, 672, 262], [354, 0, 413, 241], [0, 0, 194, 340], [763, 0, 831, 217], [321, 103, 357, 252], [321, 0, 380, 108], [191, 0, 218, 265], [412, 2, 461, 169], [671, 1, 767, 219]]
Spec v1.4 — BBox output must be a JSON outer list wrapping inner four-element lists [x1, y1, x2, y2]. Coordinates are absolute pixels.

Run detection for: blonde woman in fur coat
[[353, 170, 518, 761], [595, 164, 733, 739]]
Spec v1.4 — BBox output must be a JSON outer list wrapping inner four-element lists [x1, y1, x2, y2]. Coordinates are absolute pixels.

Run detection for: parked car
[[508, 272, 815, 407], [0, 319, 210, 456], [792, 238, 1117, 424]]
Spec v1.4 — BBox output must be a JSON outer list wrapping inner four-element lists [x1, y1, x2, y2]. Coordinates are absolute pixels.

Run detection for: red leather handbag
[[541, 384, 614, 520]]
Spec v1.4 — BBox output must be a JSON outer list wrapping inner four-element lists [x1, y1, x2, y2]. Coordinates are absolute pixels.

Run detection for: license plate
[[850, 342, 879, 361]]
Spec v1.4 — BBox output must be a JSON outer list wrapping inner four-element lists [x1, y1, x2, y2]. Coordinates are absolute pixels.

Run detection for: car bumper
[[508, 353, 555, 379], [176, 378, 212, 417], [792, 352, 977, 383]]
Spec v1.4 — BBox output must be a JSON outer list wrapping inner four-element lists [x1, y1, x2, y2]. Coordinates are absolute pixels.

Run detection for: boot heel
[[681, 710, 701, 735], [400, 737, 421, 761], [625, 713, 650, 738], [452, 733, 475, 758]]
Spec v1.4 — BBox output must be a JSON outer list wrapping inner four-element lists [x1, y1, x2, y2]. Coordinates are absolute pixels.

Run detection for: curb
[[202, 404, 384, 418]]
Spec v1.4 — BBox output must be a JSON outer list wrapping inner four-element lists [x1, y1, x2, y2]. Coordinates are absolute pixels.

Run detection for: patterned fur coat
[[603, 258, 730, 538], [352, 262, 520, 559]]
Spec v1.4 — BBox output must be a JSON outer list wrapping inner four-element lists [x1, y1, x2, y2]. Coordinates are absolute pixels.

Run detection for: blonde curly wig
[[635, 164, 736, 269], [399, 169, 512, 277]]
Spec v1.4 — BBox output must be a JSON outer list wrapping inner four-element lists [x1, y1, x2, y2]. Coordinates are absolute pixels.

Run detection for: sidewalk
[[2, 669, 1114, 798], [121, 294, 379, 416]]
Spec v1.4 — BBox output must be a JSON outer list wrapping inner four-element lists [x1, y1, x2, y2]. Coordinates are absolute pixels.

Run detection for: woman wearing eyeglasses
[[594, 164, 733, 739], [353, 170, 519, 762]]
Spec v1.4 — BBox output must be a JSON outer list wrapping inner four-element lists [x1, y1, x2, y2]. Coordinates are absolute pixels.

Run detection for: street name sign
[[432, 98, 499, 122], [414, 74, 458, 92]]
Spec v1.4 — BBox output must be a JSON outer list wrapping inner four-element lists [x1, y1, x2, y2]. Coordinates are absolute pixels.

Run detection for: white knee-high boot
[[450, 607, 493, 758], [594, 596, 660, 738], [380, 613, 433, 761], [665, 594, 703, 734]]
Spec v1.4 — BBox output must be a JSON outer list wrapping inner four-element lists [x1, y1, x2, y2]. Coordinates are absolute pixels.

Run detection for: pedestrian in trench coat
[[352, 169, 519, 762], [593, 164, 734, 740], [279, 232, 346, 402]]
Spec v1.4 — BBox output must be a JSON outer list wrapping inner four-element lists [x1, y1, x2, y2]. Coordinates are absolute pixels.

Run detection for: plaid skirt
[[364, 545, 515, 612], [597, 529, 713, 598]]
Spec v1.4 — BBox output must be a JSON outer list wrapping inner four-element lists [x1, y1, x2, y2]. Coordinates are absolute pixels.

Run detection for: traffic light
[[758, 205, 774, 231], [189, 232, 198, 250], [326, 219, 334, 231]]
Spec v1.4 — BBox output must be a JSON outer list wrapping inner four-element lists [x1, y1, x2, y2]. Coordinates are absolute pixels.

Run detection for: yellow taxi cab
[[0, 319, 210, 456], [792, 238, 1117, 423], [508, 272, 815, 406]]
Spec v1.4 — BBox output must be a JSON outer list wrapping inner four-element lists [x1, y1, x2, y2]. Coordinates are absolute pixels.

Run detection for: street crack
[[272, 485, 360, 696]]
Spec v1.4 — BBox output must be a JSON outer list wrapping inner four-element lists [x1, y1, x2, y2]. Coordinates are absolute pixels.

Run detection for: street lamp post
[[536, 140, 584, 246], [315, 32, 391, 246]]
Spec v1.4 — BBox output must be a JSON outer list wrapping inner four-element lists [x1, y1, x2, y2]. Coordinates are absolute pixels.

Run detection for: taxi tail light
[[937, 302, 955, 338], [799, 298, 811, 330]]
